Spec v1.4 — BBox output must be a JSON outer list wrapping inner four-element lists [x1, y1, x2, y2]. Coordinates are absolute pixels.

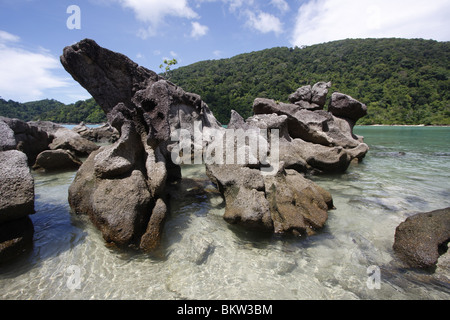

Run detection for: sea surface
[[1, 126, 449, 300]]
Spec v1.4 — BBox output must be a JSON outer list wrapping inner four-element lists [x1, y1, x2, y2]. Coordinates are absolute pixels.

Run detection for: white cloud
[[0, 30, 70, 102], [117, 0, 199, 37], [270, 0, 289, 13], [291, 0, 450, 47], [0, 30, 20, 43], [246, 11, 283, 35], [191, 21, 209, 38]]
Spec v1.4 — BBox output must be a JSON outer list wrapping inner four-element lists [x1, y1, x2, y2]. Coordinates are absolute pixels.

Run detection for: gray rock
[[328, 92, 368, 122], [311, 81, 332, 107], [206, 164, 273, 231], [393, 207, 450, 270], [0, 119, 17, 151], [289, 85, 312, 104], [1, 117, 51, 165], [264, 169, 333, 235], [73, 122, 119, 143], [206, 163, 333, 235], [33, 149, 82, 171], [139, 198, 168, 252], [62, 39, 222, 251], [49, 127, 99, 156], [0, 150, 35, 224]]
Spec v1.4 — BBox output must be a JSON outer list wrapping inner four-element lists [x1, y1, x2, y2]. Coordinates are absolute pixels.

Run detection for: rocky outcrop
[[29, 121, 99, 157], [60, 39, 369, 247], [253, 83, 369, 173], [393, 208, 450, 270], [62, 39, 220, 251], [72, 122, 119, 143], [202, 82, 368, 233], [0, 150, 35, 263]]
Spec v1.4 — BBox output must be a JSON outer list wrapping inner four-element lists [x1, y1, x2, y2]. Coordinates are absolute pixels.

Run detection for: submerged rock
[[393, 207, 450, 270], [0, 216, 34, 264]]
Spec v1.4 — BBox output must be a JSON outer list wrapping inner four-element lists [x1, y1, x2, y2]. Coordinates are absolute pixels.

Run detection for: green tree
[[159, 58, 178, 80]]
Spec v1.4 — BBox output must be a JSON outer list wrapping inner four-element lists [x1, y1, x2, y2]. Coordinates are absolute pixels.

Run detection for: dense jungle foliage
[[1, 38, 448, 125], [170, 38, 449, 125]]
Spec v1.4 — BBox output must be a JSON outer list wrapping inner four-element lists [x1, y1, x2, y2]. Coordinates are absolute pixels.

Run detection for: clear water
[[1, 126, 449, 300]]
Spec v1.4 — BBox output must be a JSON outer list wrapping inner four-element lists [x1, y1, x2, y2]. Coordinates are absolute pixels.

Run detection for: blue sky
[[1, 0, 449, 104]]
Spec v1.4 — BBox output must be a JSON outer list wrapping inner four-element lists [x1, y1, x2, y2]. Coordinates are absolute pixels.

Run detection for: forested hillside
[[170, 38, 449, 125], [1, 38, 448, 125], [0, 98, 106, 123]]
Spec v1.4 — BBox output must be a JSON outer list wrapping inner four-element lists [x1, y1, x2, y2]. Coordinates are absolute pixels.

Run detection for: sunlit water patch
[[1, 126, 449, 299]]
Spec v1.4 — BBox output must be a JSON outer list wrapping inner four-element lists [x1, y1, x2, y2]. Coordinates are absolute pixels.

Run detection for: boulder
[[73, 122, 119, 143], [0, 119, 17, 151], [206, 163, 333, 235], [311, 81, 332, 107], [253, 92, 368, 173], [393, 207, 450, 270], [206, 164, 273, 231], [264, 169, 333, 236], [49, 127, 99, 156], [33, 149, 82, 171], [288, 82, 332, 110], [289, 85, 312, 104], [28, 120, 99, 157], [0, 150, 35, 224], [0, 117, 51, 165], [328, 92, 368, 122], [0, 150, 35, 263]]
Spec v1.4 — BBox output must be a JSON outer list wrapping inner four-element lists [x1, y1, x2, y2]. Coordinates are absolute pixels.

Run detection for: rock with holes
[[62, 39, 222, 251]]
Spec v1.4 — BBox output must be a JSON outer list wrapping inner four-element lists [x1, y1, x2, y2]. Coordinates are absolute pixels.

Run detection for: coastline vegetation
[[1, 38, 448, 126]]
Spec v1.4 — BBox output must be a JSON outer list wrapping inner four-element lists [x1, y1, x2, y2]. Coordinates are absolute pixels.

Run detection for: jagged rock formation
[[253, 85, 369, 174], [60, 39, 369, 248], [203, 83, 368, 233], [61, 39, 221, 251]]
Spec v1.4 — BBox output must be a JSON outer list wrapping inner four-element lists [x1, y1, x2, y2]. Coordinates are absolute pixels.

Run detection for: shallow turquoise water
[[0, 126, 449, 300]]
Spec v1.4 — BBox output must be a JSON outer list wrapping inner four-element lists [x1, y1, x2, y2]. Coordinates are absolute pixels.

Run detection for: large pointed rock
[[62, 39, 221, 251]]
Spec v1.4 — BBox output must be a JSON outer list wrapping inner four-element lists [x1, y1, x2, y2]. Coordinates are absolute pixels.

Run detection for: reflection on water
[[1, 126, 449, 299]]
